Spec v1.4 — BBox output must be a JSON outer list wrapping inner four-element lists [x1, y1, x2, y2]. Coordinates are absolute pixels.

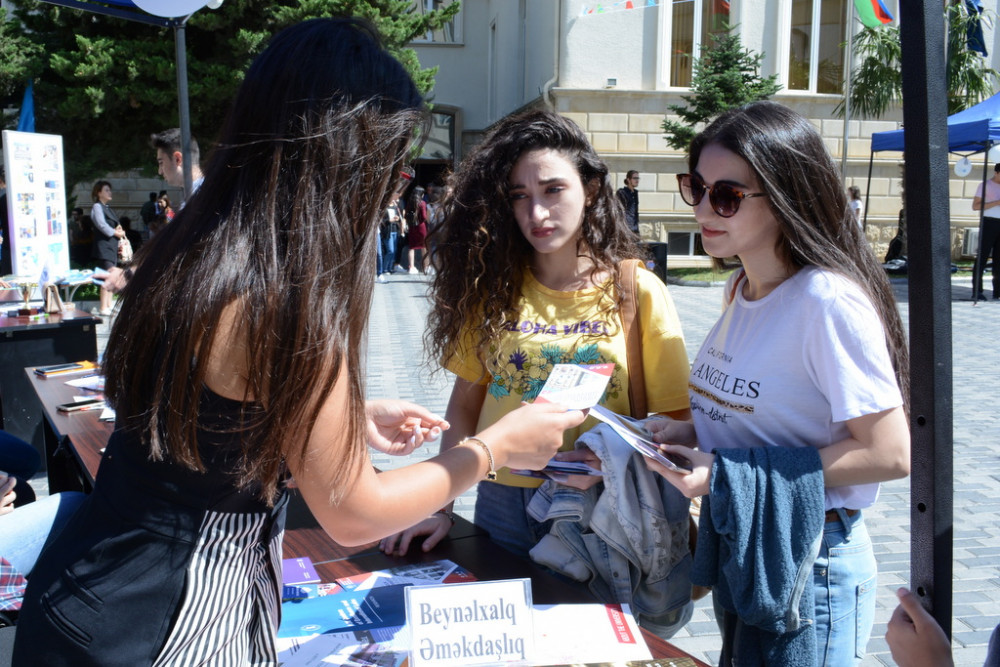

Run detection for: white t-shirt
[[974, 179, 1000, 219], [849, 199, 863, 227], [689, 266, 902, 510]]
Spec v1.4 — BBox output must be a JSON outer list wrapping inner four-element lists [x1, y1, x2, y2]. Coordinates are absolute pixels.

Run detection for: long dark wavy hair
[[103, 18, 424, 504], [689, 101, 910, 408], [426, 108, 643, 373]]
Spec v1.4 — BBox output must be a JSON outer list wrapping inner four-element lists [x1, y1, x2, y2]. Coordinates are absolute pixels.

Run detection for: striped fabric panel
[[152, 510, 281, 666]]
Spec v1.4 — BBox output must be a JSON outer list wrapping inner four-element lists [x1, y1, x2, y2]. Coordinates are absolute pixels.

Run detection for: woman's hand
[[552, 447, 603, 490], [645, 444, 713, 498], [366, 399, 449, 456], [481, 402, 586, 471], [646, 417, 698, 447], [379, 513, 453, 556], [886, 587, 954, 667], [0, 472, 16, 516], [114, 225, 126, 239]]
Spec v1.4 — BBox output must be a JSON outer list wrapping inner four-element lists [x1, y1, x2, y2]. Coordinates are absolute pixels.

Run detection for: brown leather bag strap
[[620, 259, 647, 419]]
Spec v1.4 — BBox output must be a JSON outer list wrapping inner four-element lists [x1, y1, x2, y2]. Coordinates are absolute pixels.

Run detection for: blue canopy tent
[[870, 89, 1000, 152], [868, 90, 1000, 298], [35, 0, 222, 195]]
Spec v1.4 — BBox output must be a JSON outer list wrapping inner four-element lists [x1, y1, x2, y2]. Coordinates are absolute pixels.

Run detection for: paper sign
[[405, 578, 533, 667], [2, 130, 69, 279]]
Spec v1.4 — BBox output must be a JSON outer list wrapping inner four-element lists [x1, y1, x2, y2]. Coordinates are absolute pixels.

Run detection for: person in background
[[616, 169, 640, 236], [648, 101, 910, 665], [405, 185, 428, 274], [393, 166, 413, 272], [848, 184, 864, 229], [377, 175, 407, 282], [971, 162, 1000, 301], [139, 191, 158, 229], [151, 129, 204, 203], [158, 194, 175, 222], [89, 180, 125, 316], [14, 19, 583, 664]]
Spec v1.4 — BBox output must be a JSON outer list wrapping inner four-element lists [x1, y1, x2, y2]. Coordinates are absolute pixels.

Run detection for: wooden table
[[24, 369, 709, 666], [0, 309, 100, 468], [24, 367, 111, 493]]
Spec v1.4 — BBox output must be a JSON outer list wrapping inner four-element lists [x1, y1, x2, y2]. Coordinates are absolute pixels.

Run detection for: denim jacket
[[527, 424, 692, 636]]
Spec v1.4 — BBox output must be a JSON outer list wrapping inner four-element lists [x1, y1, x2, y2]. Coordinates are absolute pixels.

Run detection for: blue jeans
[[0, 492, 85, 576], [380, 231, 397, 275], [813, 510, 877, 666], [474, 481, 551, 559], [0, 430, 41, 479]]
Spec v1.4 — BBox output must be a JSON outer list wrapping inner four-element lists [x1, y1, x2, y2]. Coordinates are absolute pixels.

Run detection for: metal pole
[[898, 0, 954, 638], [174, 18, 194, 197], [841, 4, 855, 180]]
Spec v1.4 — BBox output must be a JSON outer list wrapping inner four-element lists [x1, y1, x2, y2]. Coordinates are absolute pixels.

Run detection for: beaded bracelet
[[435, 509, 457, 525]]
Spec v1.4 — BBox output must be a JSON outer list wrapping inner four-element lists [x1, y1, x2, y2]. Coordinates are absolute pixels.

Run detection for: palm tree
[[837, 1, 999, 118]]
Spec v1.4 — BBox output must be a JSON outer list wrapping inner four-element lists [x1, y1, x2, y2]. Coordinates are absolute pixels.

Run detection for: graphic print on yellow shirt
[[446, 268, 691, 488]]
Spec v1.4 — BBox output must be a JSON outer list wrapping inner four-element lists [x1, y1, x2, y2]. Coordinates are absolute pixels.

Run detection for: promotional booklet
[[512, 362, 691, 478]]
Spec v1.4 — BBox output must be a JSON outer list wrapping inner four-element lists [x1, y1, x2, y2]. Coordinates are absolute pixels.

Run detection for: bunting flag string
[[580, 0, 665, 17]]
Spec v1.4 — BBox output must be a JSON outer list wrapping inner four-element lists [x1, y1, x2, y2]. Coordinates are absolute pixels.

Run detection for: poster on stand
[[2, 130, 70, 280]]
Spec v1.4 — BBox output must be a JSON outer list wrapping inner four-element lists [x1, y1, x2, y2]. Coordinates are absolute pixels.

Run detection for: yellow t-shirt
[[446, 267, 691, 487]]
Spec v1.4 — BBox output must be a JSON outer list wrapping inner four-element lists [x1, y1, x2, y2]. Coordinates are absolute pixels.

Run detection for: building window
[[413, 0, 462, 44], [669, 0, 731, 87], [420, 110, 455, 162], [787, 0, 846, 93]]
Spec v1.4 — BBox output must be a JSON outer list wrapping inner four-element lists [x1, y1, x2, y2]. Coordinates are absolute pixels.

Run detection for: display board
[[1, 130, 70, 279]]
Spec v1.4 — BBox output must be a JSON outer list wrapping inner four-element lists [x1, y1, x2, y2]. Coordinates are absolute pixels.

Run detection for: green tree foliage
[[839, 2, 999, 118], [0, 0, 459, 187], [661, 24, 781, 151]]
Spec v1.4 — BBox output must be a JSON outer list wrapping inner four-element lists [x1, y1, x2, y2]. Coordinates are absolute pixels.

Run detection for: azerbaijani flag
[[854, 0, 894, 28]]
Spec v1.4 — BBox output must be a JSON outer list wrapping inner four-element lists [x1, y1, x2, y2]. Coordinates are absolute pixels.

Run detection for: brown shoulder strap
[[621, 259, 647, 419]]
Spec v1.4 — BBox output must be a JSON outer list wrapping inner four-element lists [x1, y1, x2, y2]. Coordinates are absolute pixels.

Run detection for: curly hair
[[689, 101, 909, 409], [426, 108, 643, 373]]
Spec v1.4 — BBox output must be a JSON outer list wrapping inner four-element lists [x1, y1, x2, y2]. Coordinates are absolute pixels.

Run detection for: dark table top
[[0, 308, 101, 332]]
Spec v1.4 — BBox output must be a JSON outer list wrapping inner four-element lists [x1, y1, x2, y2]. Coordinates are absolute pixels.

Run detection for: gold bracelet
[[461, 436, 497, 481]]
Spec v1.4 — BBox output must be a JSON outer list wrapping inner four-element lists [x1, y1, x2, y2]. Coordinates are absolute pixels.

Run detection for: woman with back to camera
[[14, 19, 582, 666], [646, 101, 910, 665], [380, 110, 694, 634]]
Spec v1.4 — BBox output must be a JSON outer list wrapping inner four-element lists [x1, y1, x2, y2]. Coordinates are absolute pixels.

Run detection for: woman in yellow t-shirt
[[380, 109, 692, 558]]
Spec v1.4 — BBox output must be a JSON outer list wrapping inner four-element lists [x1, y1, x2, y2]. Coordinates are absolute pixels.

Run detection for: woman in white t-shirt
[[647, 102, 910, 666]]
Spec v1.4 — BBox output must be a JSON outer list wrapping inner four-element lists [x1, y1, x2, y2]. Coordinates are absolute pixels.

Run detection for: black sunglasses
[[676, 173, 766, 218]]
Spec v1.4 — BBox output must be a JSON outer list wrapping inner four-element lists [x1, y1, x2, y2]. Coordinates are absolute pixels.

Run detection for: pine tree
[[661, 24, 781, 151], [0, 0, 460, 187]]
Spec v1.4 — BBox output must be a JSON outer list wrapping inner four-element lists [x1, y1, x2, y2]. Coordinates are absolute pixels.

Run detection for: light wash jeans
[[812, 509, 877, 666], [474, 481, 551, 559], [0, 492, 85, 576]]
